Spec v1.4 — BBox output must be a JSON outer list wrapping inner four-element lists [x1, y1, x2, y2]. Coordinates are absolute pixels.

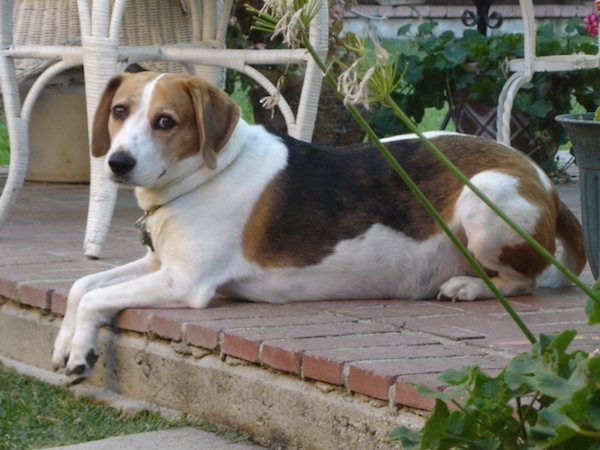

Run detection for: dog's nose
[[108, 152, 136, 176]]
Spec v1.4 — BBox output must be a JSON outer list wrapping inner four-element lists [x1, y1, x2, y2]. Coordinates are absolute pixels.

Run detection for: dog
[[51, 72, 586, 385]]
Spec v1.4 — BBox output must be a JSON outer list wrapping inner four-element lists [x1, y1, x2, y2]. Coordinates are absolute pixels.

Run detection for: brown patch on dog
[[184, 76, 240, 169], [243, 179, 283, 266], [91, 73, 127, 157], [498, 237, 556, 279]]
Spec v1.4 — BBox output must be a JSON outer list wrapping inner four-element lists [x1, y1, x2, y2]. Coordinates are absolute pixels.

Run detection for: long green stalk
[[385, 100, 596, 300], [304, 39, 537, 344]]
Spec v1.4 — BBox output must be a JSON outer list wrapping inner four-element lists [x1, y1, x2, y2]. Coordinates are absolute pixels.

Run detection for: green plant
[[370, 19, 600, 172], [391, 329, 600, 449]]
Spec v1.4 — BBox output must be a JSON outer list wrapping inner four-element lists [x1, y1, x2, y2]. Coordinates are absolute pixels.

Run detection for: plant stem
[[450, 399, 498, 436], [516, 393, 537, 443], [577, 428, 600, 438], [303, 38, 537, 344], [386, 99, 594, 299]]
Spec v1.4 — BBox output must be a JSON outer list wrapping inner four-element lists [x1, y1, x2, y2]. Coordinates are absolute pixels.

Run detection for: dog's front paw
[[63, 348, 99, 386], [53, 324, 99, 385], [437, 276, 489, 302], [52, 327, 74, 371]]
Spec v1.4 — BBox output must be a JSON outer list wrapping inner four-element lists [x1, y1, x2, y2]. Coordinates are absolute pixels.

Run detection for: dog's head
[[92, 72, 240, 187]]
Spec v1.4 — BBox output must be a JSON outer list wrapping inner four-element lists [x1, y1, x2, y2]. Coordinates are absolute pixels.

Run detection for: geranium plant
[[391, 327, 600, 449], [369, 17, 600, 173]]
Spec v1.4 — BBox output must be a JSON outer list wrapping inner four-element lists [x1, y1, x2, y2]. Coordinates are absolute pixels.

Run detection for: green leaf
[[534, 370, 581, 399], [588, 355, 600, 385], [585, 297, 600, 325], [472, 438, 502, 450], [414, 383, 463, 402], [540, 329, 577, 355], [521, 98, 553, 119], [389, 426, 422, 449], [556, 385, 589, 427], [565, 17, 582, 34], [530, 422, 578, 447], [504, 352, 539, 390], [585, 279, 600, 325], [417, 21, 438, 35], [536, 407, 579, 433], [587, 391, 600, 430], [396, 24, 412, 37], [438, 365, 478, 386], [442, 44, 469, 65], [420, 399, 451, 449]]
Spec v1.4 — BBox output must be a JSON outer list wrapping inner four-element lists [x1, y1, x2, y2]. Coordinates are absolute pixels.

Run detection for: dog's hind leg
[[438, 171, 554, 301]]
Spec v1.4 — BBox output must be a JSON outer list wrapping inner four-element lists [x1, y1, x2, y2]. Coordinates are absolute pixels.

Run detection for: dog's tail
[[537, 200, 587, 288]]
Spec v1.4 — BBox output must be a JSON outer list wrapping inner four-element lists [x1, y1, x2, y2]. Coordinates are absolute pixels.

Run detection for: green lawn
[[0, 361, 252, 450]]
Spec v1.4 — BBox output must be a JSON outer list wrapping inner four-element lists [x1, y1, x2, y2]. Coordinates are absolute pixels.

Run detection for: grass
[[0, 119, 8, 166], [0, 360, 252, 450]]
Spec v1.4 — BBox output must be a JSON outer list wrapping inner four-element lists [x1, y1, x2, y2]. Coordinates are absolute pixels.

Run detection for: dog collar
[[134, 204, 164, 252]]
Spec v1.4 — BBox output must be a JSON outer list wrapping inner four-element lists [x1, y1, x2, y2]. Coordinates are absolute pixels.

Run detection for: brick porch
[[0, 168, 596, 416]]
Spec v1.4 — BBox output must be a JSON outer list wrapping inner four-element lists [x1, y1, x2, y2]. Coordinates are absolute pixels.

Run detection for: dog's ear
[[188, 78, 241, 170], [91, 74, 127, 157]]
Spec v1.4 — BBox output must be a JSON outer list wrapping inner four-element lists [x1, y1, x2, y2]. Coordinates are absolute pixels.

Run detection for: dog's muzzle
[[108, 152, 136, 176]]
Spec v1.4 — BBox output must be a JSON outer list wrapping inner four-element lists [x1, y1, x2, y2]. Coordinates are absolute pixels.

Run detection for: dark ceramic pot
[[556, 112, 600, 278]]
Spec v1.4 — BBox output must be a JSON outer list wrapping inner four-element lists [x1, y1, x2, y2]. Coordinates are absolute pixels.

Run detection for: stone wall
[[344, 2, 597, 38]]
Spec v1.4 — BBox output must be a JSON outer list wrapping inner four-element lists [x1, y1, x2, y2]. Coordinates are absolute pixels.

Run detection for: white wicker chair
[[496, 0, 600, 146], [0, 0, 328, 258]]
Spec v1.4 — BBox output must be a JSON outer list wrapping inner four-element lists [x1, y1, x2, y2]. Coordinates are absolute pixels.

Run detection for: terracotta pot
[[451, 101, 530, 149], [451, 100, 558, 166]]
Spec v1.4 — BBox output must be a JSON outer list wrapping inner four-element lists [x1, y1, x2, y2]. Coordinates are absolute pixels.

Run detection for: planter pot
[[452, 100, 557, 166], [556, 112, 600, 278], [452, 101, 531, 150], [26, 89, 90, 182], [20, 69, 90, 183]]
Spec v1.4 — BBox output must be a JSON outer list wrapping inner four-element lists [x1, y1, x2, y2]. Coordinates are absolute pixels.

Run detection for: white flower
[[337, 60, 376, 109], [261, 0, 322, 47]]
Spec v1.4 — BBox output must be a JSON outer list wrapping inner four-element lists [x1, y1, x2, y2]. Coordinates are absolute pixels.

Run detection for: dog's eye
[[155, 116, 176, 130], [112, 105, 128, 120]]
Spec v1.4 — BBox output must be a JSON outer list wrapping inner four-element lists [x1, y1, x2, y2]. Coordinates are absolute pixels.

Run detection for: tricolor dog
[[52, 72, 586, 384]]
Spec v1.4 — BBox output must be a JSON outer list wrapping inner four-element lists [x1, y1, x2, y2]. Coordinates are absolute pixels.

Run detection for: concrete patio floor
[[0, 165, 597, 449]]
